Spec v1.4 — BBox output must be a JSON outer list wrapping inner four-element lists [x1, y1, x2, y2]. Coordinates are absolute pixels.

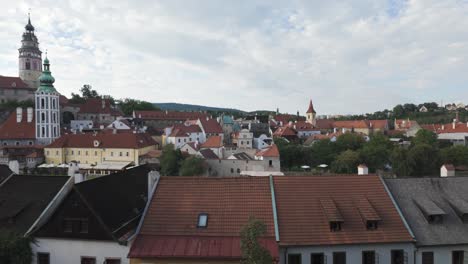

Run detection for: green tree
[[160, 144, 183, 176], [408, 144, 440, 176], [308, 139, 339, 167], [179, 156, 206, 176], [359, 133, 392, 172], [240, 216, 273, 264], [412, 129, 438, 147], [118, 98, 159, 116], [390, 148, 413, 177], [393, 104, 405, 118], [0, 230, 33, 264], [440, 145, 468, 166], [0, 99, 34, 110], [331, 150, 360, 174], [336, 133, 365, 152]]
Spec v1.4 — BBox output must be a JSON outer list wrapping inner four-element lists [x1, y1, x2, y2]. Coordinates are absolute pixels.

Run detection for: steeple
[[19, 13, 42, 88], [306, 99, 317, 125], [37, 53, 57, 93], [35, 53, 60, 145], [306, 99, 316, 114]]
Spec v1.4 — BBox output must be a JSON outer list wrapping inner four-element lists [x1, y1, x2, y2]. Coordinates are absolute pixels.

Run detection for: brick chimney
[[27, 107, 33, 123], [16, 107, 22, 123]]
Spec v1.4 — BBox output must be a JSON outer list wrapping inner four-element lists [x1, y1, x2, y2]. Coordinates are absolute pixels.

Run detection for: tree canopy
[[179, 156, 206, 176], [240, 216, 273, 264]]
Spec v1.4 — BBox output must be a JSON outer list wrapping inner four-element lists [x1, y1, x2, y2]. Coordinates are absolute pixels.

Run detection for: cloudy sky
[[0, 0, 467, 115]]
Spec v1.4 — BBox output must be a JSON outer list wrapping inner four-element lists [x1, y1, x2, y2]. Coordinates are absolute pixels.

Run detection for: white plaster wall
[[32, 238, 131, 264], [280, 243, 415, 264], [415, 245, 468, 264]]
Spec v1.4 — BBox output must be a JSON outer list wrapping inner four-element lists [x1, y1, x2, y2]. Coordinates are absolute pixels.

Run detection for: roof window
[[197, 213, 208, 228]]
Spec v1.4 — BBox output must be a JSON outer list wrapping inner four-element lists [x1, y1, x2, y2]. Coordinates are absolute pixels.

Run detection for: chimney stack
[[16, 107, 22, 123], [453, 119, 456, 129], [358, 164, 368, 175], [440, 164, 455, 177], [101, 99, 105, 109], [26, 107, 33, 122]]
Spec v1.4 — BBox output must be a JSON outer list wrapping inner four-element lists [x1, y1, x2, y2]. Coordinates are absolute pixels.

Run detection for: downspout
[[269, 175, 280, 241]]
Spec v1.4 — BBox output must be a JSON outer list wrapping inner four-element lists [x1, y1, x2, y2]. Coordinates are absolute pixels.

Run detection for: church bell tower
[[19, 14, 42, 88]]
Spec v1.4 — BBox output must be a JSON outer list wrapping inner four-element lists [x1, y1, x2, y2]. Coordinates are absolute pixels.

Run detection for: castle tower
[[306, 99, 317, 126], [35, 56, 60, 145], [18, 14, 42, 88]]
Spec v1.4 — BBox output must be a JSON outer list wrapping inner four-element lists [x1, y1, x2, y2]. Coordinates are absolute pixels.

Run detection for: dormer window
[[366, 220, 379, 230], [197, 213, 208, 228], [428, 214, 444, 224], [414, 198, 446, 224], [330, 221, 342, 232]]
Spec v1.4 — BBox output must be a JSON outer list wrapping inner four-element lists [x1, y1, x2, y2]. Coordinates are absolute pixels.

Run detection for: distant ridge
[[153, 102, 246, 113]]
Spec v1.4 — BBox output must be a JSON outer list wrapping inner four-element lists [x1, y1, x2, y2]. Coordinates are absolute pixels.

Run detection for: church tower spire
[[306, 99, 317, 126], [19, 13, 42, 88], [35, 54, 60, 145]]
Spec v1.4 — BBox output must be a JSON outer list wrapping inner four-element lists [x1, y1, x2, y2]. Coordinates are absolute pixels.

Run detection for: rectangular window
[[95, 151, 97, 156], [81, 257, 96, 264], [453, 251, 464, 264], [333, 252, 346, 264], [78, 151, 81, 155], [422, 252, 434, 264], [111, 152, 113, 157], [85, 151, 88, 156], [288, 254, 302, 264], [119, 152, 122, 157], [56, 151, 59, 155], [126, 152, 129, 157], [105, 259, 121, 264], [37, 252, 50, 264], [311, 253, 325, 264], [391, 250, 404, 264], [269, 160, 273, 167], [63, 219, 73, 233], [80, 219, 89, 233], [362, 251, 375, 264]]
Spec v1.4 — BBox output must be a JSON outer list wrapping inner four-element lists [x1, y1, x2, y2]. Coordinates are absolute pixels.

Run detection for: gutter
[[379, 176, 416, 239], [269, 175, 280, 241]]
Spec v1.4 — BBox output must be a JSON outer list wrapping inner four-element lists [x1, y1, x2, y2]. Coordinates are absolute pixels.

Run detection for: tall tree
[[440, 145, 468, 166], [336, 133, 365, 152], [159, 144, 183, 176], [331, 150, 360, 174], [118, 98, 159, 116], [390, 148, 413, 177], [408, 144, 440, 176], [240, 217, 273, 264], [359, 133, 392, 172], [412, 129, 438, 147], [179, 156, 206, 176]]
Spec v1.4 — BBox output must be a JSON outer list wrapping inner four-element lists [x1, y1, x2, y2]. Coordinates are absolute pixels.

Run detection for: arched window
[[41, 113, 46, 122], [25, 59, 31, 70], [41, 98, 45, 108]]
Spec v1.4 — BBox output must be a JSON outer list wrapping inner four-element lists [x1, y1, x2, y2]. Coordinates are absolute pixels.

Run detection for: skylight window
[[197, 213, 208, 228]]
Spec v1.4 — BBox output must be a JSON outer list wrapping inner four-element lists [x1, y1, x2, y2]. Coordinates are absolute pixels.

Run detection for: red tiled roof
[[199, 148, 219, 159], [442, 164, 455, 170], [273, 175, 413, 246], [168, 129, 189, 138], [199, 118, 223, 134], [172, 124, 202, 134], [293, 121, 319, 131], [273, 114, 305, 125], [256, 144, 279, 158], [273, 126, 297, 137], [0, 110, 35, 140], [129, 235, 278, 260], [367, 120, 388, 130], [46, 132, 156, 149], [306, 99, 316, 114], [130, 177, 277, 259], [0, 76, 32, 90], [201, 136, 223, 148], [315, 119, 335, 129], [78, 98, 122, 116], [135, 110, 208, 121], [333, 120, 369, 129], [430, 122, 468, 134]]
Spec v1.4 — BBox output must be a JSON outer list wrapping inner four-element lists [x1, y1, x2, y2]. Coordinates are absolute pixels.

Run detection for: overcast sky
[[0, 0, 467, 115]]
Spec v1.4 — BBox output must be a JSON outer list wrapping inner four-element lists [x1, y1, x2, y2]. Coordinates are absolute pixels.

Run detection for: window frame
[[287, 254, 302, 264], [333, 252, 346, 264], [37, 252, 50, 264], [197, 213, 208, 228], [421, 251, 434, 264], [311, 253, 325, 264]]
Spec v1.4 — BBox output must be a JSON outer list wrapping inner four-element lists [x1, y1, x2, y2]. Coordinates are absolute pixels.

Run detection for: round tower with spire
[[35, 55, 60, 145], [306, 99, 317, 126], [18, 13, 42, 88]]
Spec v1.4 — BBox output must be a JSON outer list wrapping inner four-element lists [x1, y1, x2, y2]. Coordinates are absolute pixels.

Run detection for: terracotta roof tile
[[256, 144, 279, 158], [131, 177, 277, 259], [46, 132, 156, 149], [0, 110, 35, 140], [201, 136, 223, 148], [0, 76, 32, 90], [78, 98, 122, 116], [306, 99, 316, 114], [273, 175, 413, 246], [273, 126, 297, 137], [199, 118, 223, 134], [135, 110, 208, 121]]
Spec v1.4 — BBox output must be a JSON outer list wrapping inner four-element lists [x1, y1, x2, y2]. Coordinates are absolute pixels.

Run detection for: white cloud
[[0, 0, 467, 115]]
